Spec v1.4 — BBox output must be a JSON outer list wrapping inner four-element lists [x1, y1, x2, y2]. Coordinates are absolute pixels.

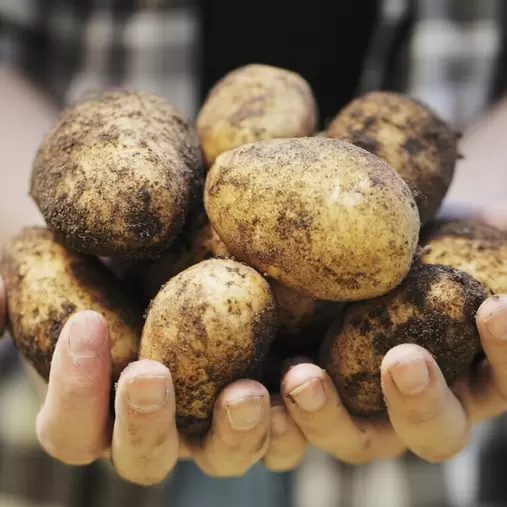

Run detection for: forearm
[[445, 93, 507, 207], [0, 65, 56, 244]]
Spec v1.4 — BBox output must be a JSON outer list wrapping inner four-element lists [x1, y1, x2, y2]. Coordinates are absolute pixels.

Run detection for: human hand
[[24, 308, 306, 485], [279, 203, 507, 464]]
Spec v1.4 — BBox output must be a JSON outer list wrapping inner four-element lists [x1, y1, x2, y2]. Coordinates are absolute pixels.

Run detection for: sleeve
[[489, 2, 507, 102], [194, 0, 381, 127]]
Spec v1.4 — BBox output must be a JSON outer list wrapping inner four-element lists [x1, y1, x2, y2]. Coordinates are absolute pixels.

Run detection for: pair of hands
[[2, 205, 507, 487]]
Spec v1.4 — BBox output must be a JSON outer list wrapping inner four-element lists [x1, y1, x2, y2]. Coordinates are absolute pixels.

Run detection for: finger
[[111, 360, 178, 486], [263, 395, 307, 471], [192, 379, 271, 477], [457, 295, 507, 421], [36, 311, 111, 465], [0, 275, 5, 334], [282, 363, 405, 463], [381, 344, 470, 462]]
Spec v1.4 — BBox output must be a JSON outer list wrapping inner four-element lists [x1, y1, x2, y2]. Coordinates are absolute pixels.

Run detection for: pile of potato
[[2, 63, 505, 436]]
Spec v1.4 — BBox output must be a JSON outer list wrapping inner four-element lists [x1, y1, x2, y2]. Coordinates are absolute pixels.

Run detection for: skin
[[196, 63, 318, 167], [204, 137, 421, 301], [5, 62, 507, 483]]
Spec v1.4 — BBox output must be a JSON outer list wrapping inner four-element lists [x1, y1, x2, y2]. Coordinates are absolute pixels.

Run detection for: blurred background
[[1, 0, 507, 506]]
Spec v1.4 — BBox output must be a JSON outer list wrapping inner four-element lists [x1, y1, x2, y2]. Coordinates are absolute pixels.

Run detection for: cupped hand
[[28, 310, 305, 485], [280, 203, 507, 464]]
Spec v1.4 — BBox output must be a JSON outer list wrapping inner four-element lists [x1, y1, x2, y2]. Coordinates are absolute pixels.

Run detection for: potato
[[139, 258, 278, 436], [270, 280, 343, 356], [204, 137, 421, 301], [321, 264, 487, 416], [196, 64, 318, 167], [30, 89, 204, 259], [131, 214, 233, 302], [325, 91, 459, 224], [0, 227, 142, 383], [419, 219, 507, 294]]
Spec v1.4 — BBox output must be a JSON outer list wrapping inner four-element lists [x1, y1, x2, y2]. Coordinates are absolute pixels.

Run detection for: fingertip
[[219, 378, 269, 400], [477, 294, 507, 337], [281, 363, 326, 394], [270, 404, 289, 438], [116, 360, 174, 415], [381, 343, 432, 373], [52, 310, 111, 382], [381, 344, 433, 398]]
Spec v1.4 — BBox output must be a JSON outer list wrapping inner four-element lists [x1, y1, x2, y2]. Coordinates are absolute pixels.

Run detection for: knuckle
[[402, 405, 442, 427]]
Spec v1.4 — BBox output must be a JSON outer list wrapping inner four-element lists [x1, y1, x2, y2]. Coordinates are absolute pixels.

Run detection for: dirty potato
[[321, 264, 487, 416], [196, 64, 318, 167], [204, 137, 421, 301], [0, 227, 142, 383], [325, 91, 459, 224], [419, 219, 507, 294], [139, 258, 278, 436], [30, 89, 204, 259]]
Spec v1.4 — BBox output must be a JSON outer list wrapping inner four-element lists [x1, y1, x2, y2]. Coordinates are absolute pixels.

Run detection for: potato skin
[[0, 227, 142, 383], [325, 91, 458, 224], [204, 137, 421, 301], [419, 219, 507, 294], [139, 258, 278, 436], [196, 64, 318, 167], [30, 89, 204, 259], [321, 264, 487, 417]]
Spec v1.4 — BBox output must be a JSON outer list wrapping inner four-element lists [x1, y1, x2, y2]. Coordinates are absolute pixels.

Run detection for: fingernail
[[288, 378, 327, 412], [482, 296, 507, 338], [68, 313, 105, 360], [226, 395, 265, 430], [271, 407, 288, 437], [390, 359, 429, 396], [127, 376, 168, 413]]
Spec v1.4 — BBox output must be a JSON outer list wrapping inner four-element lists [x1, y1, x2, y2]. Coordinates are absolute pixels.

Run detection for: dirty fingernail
[[390, 358, 429, 396], [482, 296, 507, 338], [127, 375, 169, 413], [226, 395, 265, 430], [68, 313, 106, 360], [289, 378, 327, 412]]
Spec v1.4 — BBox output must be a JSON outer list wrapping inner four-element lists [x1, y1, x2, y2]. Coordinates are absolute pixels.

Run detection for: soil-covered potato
[[325, 91, 459, 224], [30, 89, 204, 259], [204, 137, 421, 301], [139, 258, 278, 436], [0, 227, 142, 383], [419, 219, 507, 295], [321, 264, 487, 417], [196, 64, 318, 167]]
